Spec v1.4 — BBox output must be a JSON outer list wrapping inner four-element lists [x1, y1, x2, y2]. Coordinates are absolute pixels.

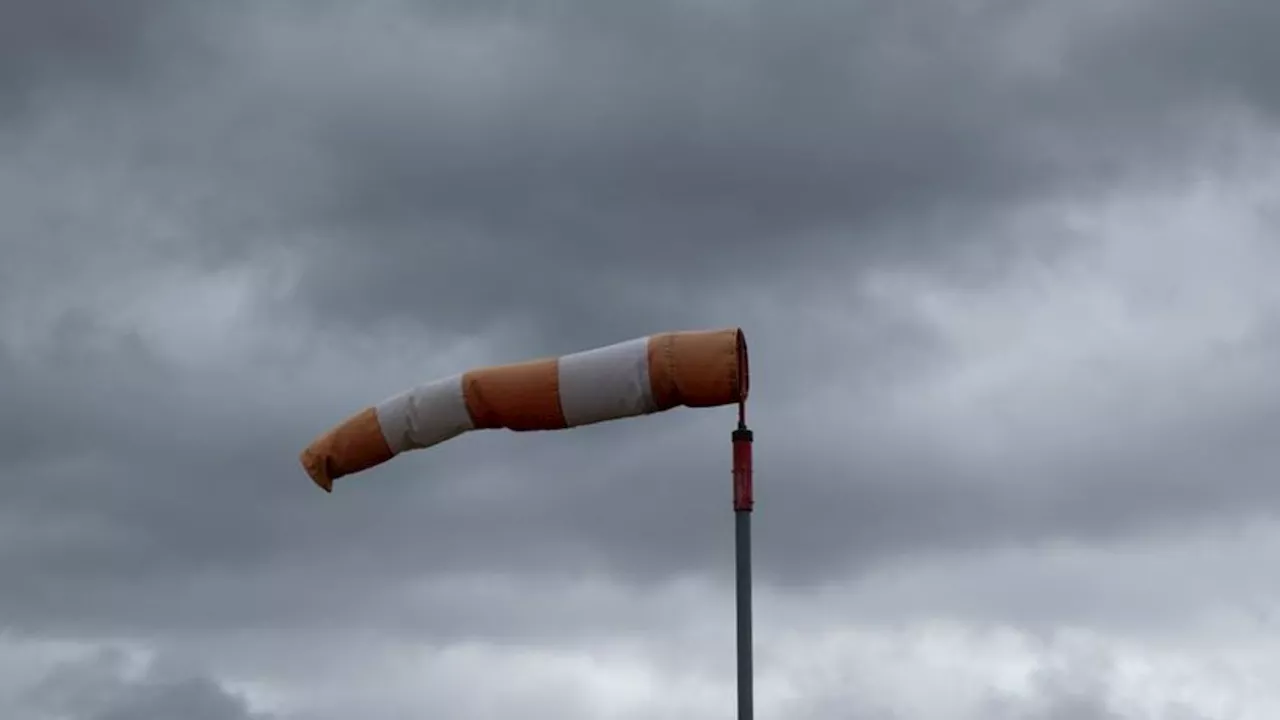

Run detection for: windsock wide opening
[[648, 326, 749, 408], [735, 328, 749, 403]]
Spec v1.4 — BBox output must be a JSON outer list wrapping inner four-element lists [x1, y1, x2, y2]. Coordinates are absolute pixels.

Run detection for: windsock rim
[[734, 327, 749, 402]]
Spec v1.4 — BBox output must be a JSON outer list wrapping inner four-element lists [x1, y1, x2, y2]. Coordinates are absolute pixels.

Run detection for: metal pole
[[732, 421, 754, 720]]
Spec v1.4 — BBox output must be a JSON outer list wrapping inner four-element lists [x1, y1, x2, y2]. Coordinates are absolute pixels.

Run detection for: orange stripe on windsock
[[647, 327, 748, 409], [462, 357, 566, 430], [299, 407, 393, 492]]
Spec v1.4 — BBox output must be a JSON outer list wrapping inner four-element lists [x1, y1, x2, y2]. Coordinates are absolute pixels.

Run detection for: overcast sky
[[4, 1, 1280, 718]]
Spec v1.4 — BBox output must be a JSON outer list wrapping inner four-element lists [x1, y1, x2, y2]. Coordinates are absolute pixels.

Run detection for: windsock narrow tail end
[[299, 447, 334, 493], [299, 407, 395, 493]]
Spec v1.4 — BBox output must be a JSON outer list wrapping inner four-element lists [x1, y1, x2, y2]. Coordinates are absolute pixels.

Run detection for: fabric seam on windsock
[[647, 332, 679, 409]]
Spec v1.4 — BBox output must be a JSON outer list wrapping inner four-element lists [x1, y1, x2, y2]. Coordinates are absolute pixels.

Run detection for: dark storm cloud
[[1068, 1, 1280, 118], [4, 0, 1280, 671], [263, 0, 1279, 344], [276, 0, 1080, 340], [0, 0, 219, 124], [4, 0, 1268, 337]]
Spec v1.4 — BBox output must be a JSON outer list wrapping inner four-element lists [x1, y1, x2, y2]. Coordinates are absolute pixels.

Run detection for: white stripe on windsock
[[375, 374, 475, 454], [557, 336, 656, 427]]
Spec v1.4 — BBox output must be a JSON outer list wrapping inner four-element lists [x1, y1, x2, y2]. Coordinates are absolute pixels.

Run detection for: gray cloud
[[20, 649, 268, 720], [984, 659, 1214, 720], [0, 0, 221, 126], [4, 0, 1280, 716]]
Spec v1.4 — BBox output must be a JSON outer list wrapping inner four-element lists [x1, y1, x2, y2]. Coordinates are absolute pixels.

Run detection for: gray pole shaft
[[735, 509, 753, 720]]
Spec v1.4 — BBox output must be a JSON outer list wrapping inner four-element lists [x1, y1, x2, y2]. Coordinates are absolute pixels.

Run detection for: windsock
[[300, 327, 749, 492]]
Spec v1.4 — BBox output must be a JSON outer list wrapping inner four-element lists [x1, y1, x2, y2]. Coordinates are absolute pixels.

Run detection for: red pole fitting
[[732, 426, 754, 512]]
